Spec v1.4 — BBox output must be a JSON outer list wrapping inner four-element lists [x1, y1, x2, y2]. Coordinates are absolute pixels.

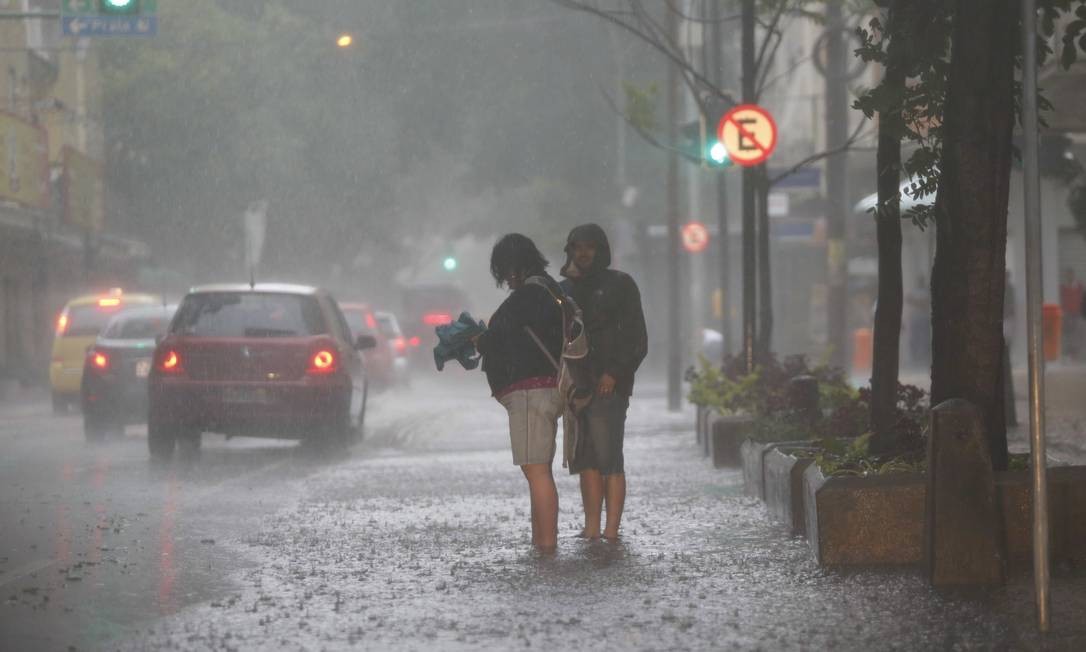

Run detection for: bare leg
[[521, 464, 558, 551], [579, 469, 604, 539], [602, 473, 626, 540]]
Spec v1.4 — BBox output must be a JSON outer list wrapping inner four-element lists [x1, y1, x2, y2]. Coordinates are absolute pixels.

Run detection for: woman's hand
[[596, 373, 616, 398]]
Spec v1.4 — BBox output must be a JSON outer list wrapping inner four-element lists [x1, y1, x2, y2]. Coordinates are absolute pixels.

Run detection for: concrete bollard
[[710, 415, 755, 468], [924, 399, 1005, 586]]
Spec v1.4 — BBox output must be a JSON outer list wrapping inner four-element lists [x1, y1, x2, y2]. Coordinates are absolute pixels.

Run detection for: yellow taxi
[[50, 289, 160, 413]]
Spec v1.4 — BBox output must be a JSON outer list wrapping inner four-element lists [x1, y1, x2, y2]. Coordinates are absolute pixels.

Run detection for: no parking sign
[[717, 104, 778, 167]]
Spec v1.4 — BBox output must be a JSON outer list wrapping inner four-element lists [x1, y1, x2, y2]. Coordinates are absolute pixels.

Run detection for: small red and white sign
[[681, 221, 710, 253], [717, 104, 778, 167]]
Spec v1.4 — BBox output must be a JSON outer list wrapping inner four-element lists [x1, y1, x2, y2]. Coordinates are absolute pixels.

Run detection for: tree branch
[[768, 117, 871, 185], [551, 0, 737, 105], [598, 85, 705, 165]]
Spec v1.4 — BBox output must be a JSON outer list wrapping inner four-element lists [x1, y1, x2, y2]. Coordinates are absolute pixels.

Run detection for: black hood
[[561, 223, 612, 277]]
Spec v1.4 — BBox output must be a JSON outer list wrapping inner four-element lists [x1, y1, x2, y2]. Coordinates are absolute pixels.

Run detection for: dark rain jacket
[[560, 224, 648, 397], [476, 275, 564, 396]]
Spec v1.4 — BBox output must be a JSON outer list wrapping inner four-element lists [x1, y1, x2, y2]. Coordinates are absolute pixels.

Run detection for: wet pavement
[[2, 374, 1086, 651]]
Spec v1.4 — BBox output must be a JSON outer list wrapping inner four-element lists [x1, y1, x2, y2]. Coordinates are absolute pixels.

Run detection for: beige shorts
[[497, 387, 563, 466]]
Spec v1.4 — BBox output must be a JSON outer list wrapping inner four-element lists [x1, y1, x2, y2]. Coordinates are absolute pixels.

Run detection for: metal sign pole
[[1021, 0, 1050, 633]]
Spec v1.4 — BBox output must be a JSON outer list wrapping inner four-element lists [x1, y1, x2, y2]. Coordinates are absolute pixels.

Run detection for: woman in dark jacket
[[474, 234, 565, 552]]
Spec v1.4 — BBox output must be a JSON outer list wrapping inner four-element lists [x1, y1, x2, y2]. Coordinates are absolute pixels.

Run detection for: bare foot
[[576, 529, 601, 540], [601, 531, 620, 543]]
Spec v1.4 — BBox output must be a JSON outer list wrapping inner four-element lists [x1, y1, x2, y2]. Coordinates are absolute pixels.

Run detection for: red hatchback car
[[147, 284, 376, 460]]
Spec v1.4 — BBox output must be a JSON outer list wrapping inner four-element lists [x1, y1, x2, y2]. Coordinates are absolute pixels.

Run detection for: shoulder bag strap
[[523, 326, 560, 372]]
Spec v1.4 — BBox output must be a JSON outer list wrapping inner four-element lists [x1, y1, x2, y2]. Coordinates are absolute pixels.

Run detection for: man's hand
[[596, 373, 617, 398]]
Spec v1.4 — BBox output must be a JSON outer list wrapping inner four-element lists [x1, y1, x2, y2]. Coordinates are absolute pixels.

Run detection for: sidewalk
[[122, 383, 1086, 650]]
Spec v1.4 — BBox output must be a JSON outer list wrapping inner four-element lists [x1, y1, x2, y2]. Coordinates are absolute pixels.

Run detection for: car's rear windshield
[[172, 293, 327, 338], [341, 309, 370, 338], [375, 314, 400, 338], [102, 311, 173, 340], [66, 304, 126, 337]]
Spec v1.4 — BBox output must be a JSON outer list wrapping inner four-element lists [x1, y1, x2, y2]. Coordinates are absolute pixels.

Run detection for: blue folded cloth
[[433, 311, 487, 371]]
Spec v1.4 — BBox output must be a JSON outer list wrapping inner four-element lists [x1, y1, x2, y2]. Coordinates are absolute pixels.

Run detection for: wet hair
[[490, 233, 548, 287]]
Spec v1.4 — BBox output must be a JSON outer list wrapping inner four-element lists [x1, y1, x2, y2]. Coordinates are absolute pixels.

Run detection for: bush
[[688, 354, 930, 474]]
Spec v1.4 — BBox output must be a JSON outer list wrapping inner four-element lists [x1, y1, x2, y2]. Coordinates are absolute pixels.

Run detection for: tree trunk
[[757, 166, 773, 362], [930, 0, 1016, 470], [869, 1, 906, 454]]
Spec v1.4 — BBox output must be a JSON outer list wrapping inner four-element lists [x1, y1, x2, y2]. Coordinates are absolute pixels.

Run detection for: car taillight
[[89, 350, 109, 371], [159, 350, 183, 374], [308, 349, 337, 375], [408, 336, 421, 348], [393, 337, 407, 353], [56, 310, 69, 336], [422, 312, 453, 326]]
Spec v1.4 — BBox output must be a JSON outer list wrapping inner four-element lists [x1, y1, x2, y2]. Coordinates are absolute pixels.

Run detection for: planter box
[[997, 465, 1086, 567], [763, 448, 815, 536], [804, 464, 926, 567], [695, 404, 708, 447], [709, 415, 754, 468], [741, 440, 769, 498], [795, 457, 1086, 569]]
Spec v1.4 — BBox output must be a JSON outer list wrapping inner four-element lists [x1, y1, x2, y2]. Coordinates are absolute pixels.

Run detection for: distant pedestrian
[[560, 224, 647, 542], [474, 234, 565, 553], [1060, 267, 1083, 359]]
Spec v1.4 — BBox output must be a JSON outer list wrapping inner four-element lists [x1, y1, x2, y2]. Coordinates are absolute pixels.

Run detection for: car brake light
[[422, 312, 453, 326], [393, 337, 407, 353], [98, 297, 121, 307], [56, 311, 69, 335], [409, 336, 420, 347], [90, 351, 109, 370], [308, 349, 337, 375], [159, 350, 182, 373]]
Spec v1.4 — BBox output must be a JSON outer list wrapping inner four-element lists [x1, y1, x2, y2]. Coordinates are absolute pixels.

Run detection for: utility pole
[[741, 0, 756, 373], [710, 0, 732, 361], [825, 1, 850, 371], [666, 7, 682, 411]]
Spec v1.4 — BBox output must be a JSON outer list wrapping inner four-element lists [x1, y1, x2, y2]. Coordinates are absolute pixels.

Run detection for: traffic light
[[98, 0, 139, 15], [679, 99, 732, 169]]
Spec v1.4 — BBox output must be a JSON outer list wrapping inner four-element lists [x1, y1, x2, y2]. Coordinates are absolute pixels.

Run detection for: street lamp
[[336, 33, 354, 48]]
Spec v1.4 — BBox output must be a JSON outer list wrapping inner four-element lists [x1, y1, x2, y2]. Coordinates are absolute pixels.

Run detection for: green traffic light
[[708, 140, 729, 166], [99, 0, 138, 15], [443, 257, 458, 271]]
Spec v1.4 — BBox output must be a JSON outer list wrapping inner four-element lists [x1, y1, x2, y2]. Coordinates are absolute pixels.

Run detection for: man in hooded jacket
[[560, 223, 648, 541]]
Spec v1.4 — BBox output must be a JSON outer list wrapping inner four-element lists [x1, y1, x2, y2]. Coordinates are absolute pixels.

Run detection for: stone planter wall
[[763, 448, 815, 536], [709, 415, 754, 468], [803, 464, 926, 567], [741, 440, 769, 498], [997, 465, 1086, 567]]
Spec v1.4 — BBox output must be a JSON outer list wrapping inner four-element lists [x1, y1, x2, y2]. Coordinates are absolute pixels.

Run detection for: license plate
[[223, 386, 271, 404], [135, 358, 152, 378]]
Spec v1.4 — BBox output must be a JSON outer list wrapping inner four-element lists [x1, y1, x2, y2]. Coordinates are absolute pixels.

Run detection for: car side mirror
[[355, 334, 378, 350]]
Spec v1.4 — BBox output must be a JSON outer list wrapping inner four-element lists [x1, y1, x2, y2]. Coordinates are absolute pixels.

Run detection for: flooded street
[[1, 377, 1082, 651]]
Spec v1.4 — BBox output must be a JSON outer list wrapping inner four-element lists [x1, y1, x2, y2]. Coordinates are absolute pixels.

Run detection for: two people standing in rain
[[472, 225, 647, 552]]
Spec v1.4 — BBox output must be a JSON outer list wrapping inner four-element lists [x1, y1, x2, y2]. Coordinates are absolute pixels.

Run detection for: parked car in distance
[[50, 289, 160, 414], [81, 305, 177, 441], [399, 283, 470, 368], [373, 310, 410, 386], [147, 284, 376, 460], [339, 302, 405, 389]]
